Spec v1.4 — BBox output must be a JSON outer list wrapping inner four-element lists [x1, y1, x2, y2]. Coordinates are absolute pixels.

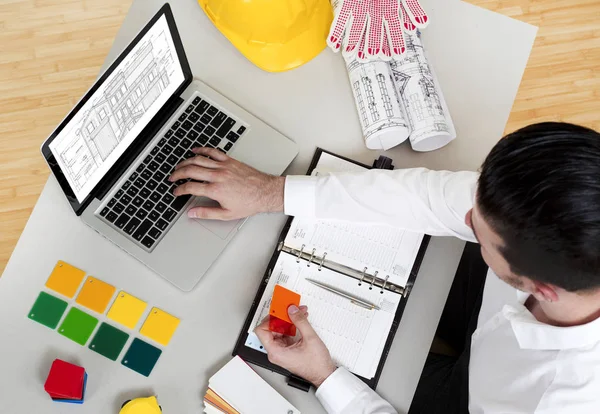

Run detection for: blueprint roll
[[390, 33, 456, 152], [344, 56, 411, 151]]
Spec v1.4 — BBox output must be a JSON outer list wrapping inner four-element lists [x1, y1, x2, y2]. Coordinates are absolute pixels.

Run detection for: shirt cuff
[[283, 175, 317, 217], [315, 368, 370, 414]]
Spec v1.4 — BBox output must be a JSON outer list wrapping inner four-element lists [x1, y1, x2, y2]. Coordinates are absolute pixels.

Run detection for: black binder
[[233, 148, 431, 392]]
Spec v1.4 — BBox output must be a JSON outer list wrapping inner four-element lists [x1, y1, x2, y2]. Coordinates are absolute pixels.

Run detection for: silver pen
[[305, 279, 381, 311]]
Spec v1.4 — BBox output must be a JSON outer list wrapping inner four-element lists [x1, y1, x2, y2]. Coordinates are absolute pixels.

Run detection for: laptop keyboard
[[98, 95, 248, 251]]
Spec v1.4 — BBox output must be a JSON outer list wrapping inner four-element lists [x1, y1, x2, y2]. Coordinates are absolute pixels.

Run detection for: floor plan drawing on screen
[[49, 14, 184, 202]]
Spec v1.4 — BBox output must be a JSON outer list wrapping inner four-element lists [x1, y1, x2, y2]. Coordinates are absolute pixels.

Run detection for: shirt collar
[[504, 291, 600, 351]]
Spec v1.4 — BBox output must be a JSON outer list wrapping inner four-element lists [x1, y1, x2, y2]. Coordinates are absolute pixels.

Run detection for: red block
[[269, 315, 297, 337], [44, 359, 85, 400]]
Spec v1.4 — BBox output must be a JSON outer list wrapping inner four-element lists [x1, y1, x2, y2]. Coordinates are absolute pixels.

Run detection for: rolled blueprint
[[391, 32, 456, 152], [344, 57, 411, 150], [343, 32, 456, 152]]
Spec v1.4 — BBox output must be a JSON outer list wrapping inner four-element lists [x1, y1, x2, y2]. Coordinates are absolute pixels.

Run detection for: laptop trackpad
[[191, 197, 240, 240]]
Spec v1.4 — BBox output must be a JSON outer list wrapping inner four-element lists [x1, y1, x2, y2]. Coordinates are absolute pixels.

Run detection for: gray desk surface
[[0, 1, 536, 413]]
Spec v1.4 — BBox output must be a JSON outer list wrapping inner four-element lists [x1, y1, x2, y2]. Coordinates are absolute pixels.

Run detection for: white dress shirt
[[283, 169, 600, 414]]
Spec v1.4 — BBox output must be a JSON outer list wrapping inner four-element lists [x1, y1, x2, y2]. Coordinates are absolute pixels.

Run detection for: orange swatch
[[269, 285, 300, 324], [45, 260, 85, 298], [205, 388, 240, 414], [76, 276, 116, 314]]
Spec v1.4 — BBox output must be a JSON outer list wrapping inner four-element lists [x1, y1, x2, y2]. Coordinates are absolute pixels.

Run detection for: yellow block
[[75, 276, 116, 314], [107, 291, 147, 329], [45, 260, 85, 298], [140, 307, 180, 346]]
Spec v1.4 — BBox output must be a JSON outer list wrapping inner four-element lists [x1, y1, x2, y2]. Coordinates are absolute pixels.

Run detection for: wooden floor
[[1, 0, 599, 275]]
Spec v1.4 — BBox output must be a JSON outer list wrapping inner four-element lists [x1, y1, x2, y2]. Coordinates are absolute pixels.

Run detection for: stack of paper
[[204, 356, 300, 414]]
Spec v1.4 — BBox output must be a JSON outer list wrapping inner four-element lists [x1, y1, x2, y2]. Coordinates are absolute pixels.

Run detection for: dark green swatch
[[89, 323, 129, 361], [28, 292, 68, 329], [122, 338, 162, 377], [58, 308, 98, 345]]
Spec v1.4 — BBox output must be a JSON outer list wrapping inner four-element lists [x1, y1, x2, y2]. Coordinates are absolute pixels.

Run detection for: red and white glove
[[327, 0, 429, 61]]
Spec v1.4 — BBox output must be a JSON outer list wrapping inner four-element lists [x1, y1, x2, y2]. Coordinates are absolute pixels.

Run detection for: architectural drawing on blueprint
[[49, 15, 183, 203], [345, 57, 410, 150], [389, 32, 456, 152], [343, 32, 455, 152]]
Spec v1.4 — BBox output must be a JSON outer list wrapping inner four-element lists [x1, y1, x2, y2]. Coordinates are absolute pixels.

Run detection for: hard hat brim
[[199, 2, 333, 73]]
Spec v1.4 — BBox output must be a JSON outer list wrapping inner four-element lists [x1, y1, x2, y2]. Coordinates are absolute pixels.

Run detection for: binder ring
[[307, 248, 316, 267], [296, 244, 305, 263], [369, 271, 378, 290], [318, 252, 327, 271], [381, 276, 389, 294], [359, 267, 367, 286]]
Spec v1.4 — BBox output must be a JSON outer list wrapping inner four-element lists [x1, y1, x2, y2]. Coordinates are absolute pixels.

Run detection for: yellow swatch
[[107, 291, 147, 329], [45, 260, 85, 298], [75, 276, 116, 314], [140, 307, 180, 346]]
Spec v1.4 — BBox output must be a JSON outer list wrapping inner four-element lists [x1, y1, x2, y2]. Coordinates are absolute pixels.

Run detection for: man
[[170, 122, 600, 413]]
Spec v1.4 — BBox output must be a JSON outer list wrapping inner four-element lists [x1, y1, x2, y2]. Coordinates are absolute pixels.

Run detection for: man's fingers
[[192, 146, 229, 162], [173, 155, 220, 172], [287, 305, 316, 340], [187, 206, 231, 220], [170, 165, 218, 183], [172, 181, 211, 197], [255, 318, 276, 349]]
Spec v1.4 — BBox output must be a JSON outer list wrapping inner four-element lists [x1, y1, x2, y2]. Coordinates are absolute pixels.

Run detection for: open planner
[[233, 148, 430, 391]]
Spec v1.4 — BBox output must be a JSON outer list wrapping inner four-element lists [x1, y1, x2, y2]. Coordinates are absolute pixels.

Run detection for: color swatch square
[[140, 307, 180, 346], [58, 308, 98, 346], [44, 359, 85, 400], [76, 276, 115, 314], [28, 292, 68, 329], [45, 260, 85, 298], [270, 285, 301, 324], [52, 373, 87, 404], [107, 291, 147, 329], [89, 323, 129, 361], [269, 315, 297, 337], [122, 338, 162, 377]]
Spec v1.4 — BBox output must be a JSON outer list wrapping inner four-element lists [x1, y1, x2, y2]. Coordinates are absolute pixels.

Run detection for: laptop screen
[[49, 13, 185, 203]]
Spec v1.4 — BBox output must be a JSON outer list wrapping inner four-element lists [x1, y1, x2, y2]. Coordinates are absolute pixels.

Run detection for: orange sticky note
[[45, 261, 85, 298], [75, 276, 116, 314], [269, 285, 300, 324]]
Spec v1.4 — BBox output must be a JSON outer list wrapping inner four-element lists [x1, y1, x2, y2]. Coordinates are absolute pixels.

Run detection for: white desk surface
[[0, 1, 536, 413]]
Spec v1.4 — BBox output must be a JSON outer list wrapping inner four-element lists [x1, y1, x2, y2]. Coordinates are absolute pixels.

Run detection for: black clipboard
[[232, 148, 431, 392]]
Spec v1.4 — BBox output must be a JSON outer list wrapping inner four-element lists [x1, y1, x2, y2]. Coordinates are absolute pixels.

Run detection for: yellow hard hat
[[198, 0, 333, 72], [119, 396, 162, 414]]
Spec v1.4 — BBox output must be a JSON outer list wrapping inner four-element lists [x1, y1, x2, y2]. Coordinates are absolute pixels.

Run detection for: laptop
[[41, 3, 298, 291]]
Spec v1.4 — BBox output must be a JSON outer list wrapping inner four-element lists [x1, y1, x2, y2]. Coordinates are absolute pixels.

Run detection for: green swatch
[[28, 292, 68, 329], [89, 323, 129, 361], [58, 308, 98, 345], [122, 338, 162, 377]]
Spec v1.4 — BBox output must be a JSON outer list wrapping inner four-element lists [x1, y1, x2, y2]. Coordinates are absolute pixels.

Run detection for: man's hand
[[255, 305, 337, 388], [169, 147, 285, 220]]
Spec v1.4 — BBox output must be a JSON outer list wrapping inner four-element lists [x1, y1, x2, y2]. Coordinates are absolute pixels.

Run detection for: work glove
[[327, 0, 429, 61]]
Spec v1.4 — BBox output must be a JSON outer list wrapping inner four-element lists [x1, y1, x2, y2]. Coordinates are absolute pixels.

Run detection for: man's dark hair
[[477, 122, 600, 292]]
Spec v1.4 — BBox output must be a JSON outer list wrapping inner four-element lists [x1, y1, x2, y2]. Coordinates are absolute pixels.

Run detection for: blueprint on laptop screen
[[49, 14, 185, 202]]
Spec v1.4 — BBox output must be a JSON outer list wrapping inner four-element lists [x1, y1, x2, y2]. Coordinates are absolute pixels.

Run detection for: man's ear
[[464, 209, 473, 229], [531, 280, 560, 303]]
